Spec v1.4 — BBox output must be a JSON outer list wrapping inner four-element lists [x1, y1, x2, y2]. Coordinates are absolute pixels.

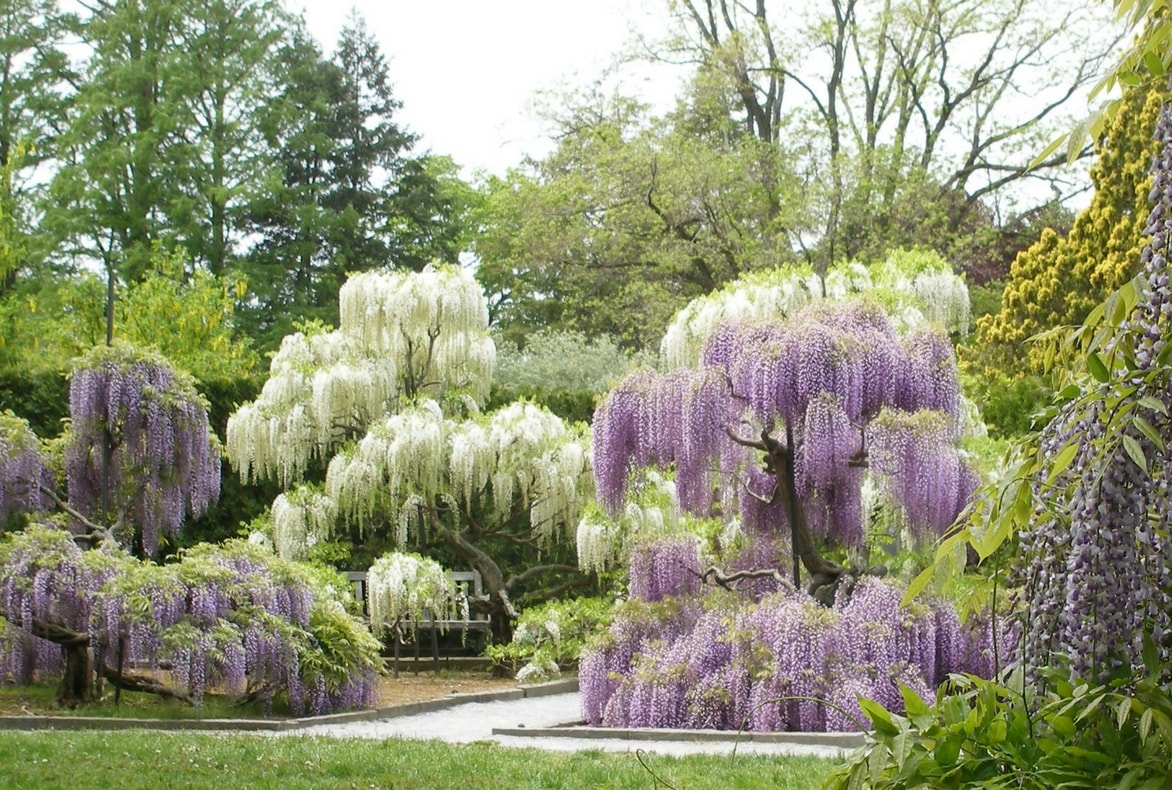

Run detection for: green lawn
[[0, 730, 838, 789]]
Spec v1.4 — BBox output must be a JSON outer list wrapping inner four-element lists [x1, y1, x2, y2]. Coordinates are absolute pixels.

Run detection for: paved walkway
[[0, 681, 860, 759], [282, 691, 860, 758]]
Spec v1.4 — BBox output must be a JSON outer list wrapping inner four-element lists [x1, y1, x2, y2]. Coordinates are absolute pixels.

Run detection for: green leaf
[[1087, 352, 1109, 383], [1139, 707, 1154, 743], [934, 735, 962, 767], [1137, 395, 1169, 416], [1122, 434, 1149, 474], [1045, 443, 1079, 485], [891, 730, 912, 770], [1144, 48, 1165, 76], [859, 697, 900, 735], [867, 740, 887, 785], [1133, 417, 1166, 452], [900, 682, 931, 719], [1051, 714, 1076, 738], [1116, 697, 1133, 729], [1032, 133, 1068, 169], [903, 564, 935, 605]]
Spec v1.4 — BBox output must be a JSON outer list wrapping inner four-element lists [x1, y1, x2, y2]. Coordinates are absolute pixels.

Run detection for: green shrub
[[486, 596, 615, 681], [824, 662, 1172, 789]]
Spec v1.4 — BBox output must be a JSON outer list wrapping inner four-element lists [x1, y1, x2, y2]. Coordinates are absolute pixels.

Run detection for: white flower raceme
[[271, 485, 337, 560], [576, 517, 620, 574], [321, 398, 591, 551], [365, 552, 456, 636]]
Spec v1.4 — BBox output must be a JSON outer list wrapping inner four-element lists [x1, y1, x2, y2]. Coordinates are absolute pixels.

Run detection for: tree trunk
[[57, 644, 94, 708], [31, 618, 96, 707], [432, 516, 518, 644]]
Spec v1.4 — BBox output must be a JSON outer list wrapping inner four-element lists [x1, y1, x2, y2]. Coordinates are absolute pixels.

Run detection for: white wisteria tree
[[226, 265, 594, 639]]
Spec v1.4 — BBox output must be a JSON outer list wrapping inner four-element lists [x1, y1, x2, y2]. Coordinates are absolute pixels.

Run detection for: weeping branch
[[505, 564, 582, 589], [516, 576, 596, 608]]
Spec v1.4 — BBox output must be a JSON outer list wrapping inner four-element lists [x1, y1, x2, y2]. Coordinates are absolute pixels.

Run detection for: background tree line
[[1, 0, 472, 367], [0, 0, 1138, 550]]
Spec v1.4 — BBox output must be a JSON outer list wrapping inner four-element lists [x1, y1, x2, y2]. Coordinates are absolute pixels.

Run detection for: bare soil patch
[[375, 671, 522, 708]]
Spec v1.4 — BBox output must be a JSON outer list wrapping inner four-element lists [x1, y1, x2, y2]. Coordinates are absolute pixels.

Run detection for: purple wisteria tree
[[63, 344, 221, 556], [0, 525, 381, 709], [592, 298, 977, 602]]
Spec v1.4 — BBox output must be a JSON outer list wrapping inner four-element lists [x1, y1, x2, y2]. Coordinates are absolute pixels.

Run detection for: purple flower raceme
[[1021, 102, 1172, 685], [0, 412, 54, 522]]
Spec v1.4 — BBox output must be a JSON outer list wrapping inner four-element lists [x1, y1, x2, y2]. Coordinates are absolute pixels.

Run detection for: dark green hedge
[[487, 384, 598, 425]]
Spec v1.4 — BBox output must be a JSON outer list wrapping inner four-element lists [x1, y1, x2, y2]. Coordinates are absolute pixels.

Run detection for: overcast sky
[[291, 0, 686, 177]]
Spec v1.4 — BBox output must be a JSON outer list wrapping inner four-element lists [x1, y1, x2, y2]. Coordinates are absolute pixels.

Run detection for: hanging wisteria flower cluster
[[226, 264, 496, 488], [659, 251, 970, 370], [365, 551, 458, 638], [0, 525, 382, 715], [271, 484, 338, 560], [326, 398, 592, 551], [1021, 102, 1172, 684], [0, 410, 53, 522], [580, 575, 1013, 733], [627, 536, 703, 603], [65, 345, 221, 555], [575, 469, 685, 575], [594, 299, 974, 550]]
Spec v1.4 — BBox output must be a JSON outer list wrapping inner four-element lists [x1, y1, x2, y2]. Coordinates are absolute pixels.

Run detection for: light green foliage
[[492, 329, 657, 394], [0, 246, 257, 381], [485, 596, 615, 681], [116, 246, 258, 380], [475, 91, 803, 349]]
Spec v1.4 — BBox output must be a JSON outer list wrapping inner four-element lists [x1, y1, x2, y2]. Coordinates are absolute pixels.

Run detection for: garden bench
[[345, 569, 493, 676]]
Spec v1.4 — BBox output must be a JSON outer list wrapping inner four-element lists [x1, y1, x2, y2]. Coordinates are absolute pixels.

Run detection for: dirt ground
[[375, 671, 522, 708]]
